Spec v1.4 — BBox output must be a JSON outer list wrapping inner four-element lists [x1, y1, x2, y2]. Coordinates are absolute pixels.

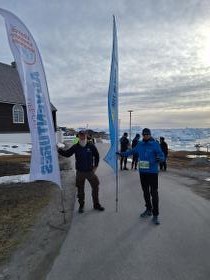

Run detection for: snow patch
[[0, 143, 31, 156], [0, 174, 30, 185]]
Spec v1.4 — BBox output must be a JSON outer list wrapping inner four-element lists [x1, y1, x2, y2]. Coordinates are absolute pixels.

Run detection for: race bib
[[139, 161, 150, 169]]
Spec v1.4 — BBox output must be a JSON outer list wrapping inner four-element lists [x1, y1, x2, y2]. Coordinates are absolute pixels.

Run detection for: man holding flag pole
[[104, 15, 119, 212]]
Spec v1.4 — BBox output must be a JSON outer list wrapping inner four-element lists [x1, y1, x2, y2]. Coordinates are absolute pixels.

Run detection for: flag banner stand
[[104, 15, 119, 212], [0, 8, 61, 188], [0, 8, 67, 224], [60, 189, 66, 224]]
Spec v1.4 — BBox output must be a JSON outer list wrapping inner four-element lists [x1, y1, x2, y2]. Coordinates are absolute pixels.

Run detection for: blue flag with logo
[[104, 16, 118, 173]]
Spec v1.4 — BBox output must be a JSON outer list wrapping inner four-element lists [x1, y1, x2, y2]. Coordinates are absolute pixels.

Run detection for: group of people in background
[[120, 131, 168, 171]]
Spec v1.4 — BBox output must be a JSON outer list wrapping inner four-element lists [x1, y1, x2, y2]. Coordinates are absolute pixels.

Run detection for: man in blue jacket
[[118, 128, 164, 225], [58, 130, 104, 214]]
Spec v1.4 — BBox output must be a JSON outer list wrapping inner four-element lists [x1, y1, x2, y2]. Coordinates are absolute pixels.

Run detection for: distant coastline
[[1, 127, 210, 152]]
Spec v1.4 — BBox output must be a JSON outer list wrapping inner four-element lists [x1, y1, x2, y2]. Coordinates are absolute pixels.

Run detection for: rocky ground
[[0, 148, 210, 280]]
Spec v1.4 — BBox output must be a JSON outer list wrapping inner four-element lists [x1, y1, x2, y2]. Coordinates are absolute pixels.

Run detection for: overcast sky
[[1, 0, 210, 129]]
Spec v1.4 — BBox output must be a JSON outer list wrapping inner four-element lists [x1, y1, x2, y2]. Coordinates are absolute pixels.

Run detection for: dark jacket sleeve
[[92, 145, 99, 167], [58, 145, 76, 157], [155, 142, 165, 162], [165, 143, 168, 156]]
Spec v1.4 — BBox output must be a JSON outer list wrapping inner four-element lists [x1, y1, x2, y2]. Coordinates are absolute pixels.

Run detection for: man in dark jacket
[[159, 137, 168, 171], [58, 130, 104, 213], [120, 132, 130, 170]]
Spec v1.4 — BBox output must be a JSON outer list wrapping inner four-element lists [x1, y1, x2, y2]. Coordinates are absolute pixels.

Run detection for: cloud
[[1, 0, 210, 128]]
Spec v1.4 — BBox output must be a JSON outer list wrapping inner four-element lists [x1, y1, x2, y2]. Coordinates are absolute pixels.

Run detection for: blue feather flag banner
[[104, 16, 119, 173]]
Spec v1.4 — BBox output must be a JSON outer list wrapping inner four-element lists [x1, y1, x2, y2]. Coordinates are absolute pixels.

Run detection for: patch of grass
[[0, 182, 53, 263], [0, 155, 30, 176], [0, 155, 71, 266]]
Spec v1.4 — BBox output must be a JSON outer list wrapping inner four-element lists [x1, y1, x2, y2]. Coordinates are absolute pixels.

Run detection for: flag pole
[[115, 117, 120, 212], [116, 169, 119, 212], [115, 137, 119, 212], [60, 188, 66, 224], [115, 15, 119, 213], [104, 15, 119, 212]]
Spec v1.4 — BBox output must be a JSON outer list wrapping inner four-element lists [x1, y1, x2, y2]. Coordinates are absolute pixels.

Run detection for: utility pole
[[127, 110, 133, 143]]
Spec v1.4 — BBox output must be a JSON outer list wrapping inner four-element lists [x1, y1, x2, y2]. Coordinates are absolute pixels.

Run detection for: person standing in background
[[120, 132, 130, 170], [72, 133, 79, 144], [159, 137, 168, 171], [131, 133, 140, 170], [87, 134, 95, 144]]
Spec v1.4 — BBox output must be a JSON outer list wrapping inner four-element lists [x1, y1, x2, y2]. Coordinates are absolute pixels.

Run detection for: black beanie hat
[[142, 128, 151, 135]]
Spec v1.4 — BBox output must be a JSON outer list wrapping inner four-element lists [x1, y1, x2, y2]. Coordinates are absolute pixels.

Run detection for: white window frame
[[12, 104, 25, 124]]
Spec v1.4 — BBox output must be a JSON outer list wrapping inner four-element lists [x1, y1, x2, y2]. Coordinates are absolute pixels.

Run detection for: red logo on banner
[[11, 26, 36, 65]]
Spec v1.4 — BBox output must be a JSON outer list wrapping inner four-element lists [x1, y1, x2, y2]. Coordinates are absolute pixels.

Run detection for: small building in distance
[[0, 62, 57, 133]]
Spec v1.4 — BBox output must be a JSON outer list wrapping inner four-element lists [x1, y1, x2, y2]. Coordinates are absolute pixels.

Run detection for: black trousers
[[140, 173, 159, 216], [160, 161, 167, 171], [120, 156, 127, 169], [131, 154, 138, 169], [76, 171, 100, 207]]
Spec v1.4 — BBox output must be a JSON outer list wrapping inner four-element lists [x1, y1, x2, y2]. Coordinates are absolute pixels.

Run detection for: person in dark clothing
[[117, 128, 164, 225], [87, 134, 95, 144], [131, 133, 140, 170], [58, 130, 104, 213], [159, 137, 168, 171], [120, 132, 130, 170]]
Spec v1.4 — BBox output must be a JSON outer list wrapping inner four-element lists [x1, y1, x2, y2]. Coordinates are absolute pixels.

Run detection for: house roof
[[0, 62, 57, 111]]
